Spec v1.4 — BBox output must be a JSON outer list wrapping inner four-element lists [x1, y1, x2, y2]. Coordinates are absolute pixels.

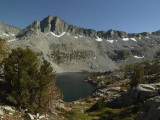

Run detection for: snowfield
[[122, 38, 129, 41], [8, 38, 17, 42], [46, 32, 66, 37], [96, 37, 102, 42], [107, 40, 114, 43], [134, 55, 144, 59], [130, 38, 137, 41]]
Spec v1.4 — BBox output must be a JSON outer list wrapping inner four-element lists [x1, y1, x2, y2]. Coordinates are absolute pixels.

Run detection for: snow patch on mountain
[[10, 34, 15, 36], [130, 38, 137, 41], [74, 36, 78, 39], [134, 56, 144, 59], [122, 38, 129, 41], [96, 37, 102, 42], [3, 33, 9, 36], [0, 33, 15, 37], [8, 38, 17, 42], [146, 36, 151, 39], [107, 40, 114, 43], [46, 32, 66, 37]]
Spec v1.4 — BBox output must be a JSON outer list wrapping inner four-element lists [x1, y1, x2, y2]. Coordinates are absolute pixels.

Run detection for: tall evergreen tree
[[38, 60, 55, 108], [4, 48, 39, 107], [3, 48, 55, 111]]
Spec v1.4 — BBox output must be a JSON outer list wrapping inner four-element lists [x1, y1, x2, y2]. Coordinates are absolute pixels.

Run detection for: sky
[[0, 0, 160, 33]]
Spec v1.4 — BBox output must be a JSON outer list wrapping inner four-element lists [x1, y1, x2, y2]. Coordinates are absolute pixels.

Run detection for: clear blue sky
[[0, 0, 160, 33]]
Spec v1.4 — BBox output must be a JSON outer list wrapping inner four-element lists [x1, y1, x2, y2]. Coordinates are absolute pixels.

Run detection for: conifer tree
[[4, 48, 39, 107], [38, 60, 55, 108], [3, 47, 55, 111], [131, 66, 145, 86]]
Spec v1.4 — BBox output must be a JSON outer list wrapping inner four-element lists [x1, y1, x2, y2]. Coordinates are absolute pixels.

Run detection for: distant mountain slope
[[0, 22, 21, 42], [1, 15, 160, 72]]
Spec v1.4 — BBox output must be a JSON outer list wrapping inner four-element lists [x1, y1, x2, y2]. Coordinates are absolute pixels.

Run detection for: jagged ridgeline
[[1, 15, 160, 72]]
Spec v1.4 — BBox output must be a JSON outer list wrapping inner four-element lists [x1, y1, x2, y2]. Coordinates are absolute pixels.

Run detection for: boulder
[[110, 84, 157, 107], [136, 84, 155, 92], [134, 84, 156, 101], [136, 96, 160, 120]]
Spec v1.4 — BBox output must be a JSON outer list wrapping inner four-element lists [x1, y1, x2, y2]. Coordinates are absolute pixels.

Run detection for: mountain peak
[[16, 15, 159, 40], [39, 15, 66, 34], [48, 15, 54, 19]]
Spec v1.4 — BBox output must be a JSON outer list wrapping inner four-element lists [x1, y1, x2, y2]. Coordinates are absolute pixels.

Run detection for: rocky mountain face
[[0, 22, 21, 40], [0, 22, 20, 34], [1, 15, 160, 72]]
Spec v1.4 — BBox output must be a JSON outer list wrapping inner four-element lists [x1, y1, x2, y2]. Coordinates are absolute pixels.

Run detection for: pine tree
[[3, 47, 55, 112], [131, 66, 145, 86], [3, 48, 39, 107], [38, 60, 55, 108]]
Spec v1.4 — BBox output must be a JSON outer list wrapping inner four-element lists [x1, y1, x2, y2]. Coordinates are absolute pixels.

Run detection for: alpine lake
[[55, 72, 96, 102]]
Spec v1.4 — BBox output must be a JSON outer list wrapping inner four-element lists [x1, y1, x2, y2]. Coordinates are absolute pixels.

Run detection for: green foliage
[[59, 108, 93, 120], [0, 38, 8, 89], [87, 98, 105, 112], [124, 60, 160, 76], [38, 60, 55, 108], [4, 48, 39, 107], [3, 48, 55, 112], [124, 60, 160, 86], [131, 66, 145, 86], [0, 38, 8, 63], [88, 104, 139, 120]]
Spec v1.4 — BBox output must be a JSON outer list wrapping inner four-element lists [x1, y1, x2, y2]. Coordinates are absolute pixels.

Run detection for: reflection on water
[[56, 72, 95, 102]]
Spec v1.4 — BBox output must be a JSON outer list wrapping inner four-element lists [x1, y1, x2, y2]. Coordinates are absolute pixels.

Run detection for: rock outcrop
[[110, 84, 157, 107]]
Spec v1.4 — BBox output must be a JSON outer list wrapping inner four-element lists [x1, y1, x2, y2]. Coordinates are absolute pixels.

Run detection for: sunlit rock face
[[1, 15, 160, 72]]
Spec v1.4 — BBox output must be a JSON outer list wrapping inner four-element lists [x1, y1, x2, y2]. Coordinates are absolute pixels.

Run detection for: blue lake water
[[55, 72, 95, 102]]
